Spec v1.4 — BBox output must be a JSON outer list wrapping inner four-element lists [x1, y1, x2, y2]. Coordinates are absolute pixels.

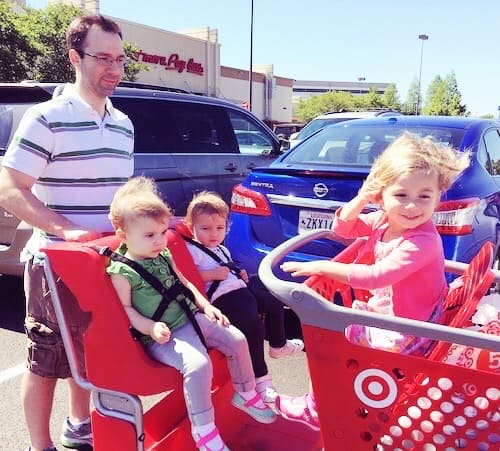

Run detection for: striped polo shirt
[[2, 84, 134, 258]]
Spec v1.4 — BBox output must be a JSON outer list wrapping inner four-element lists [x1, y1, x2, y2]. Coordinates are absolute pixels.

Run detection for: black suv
[[0, 82, 281, 275]]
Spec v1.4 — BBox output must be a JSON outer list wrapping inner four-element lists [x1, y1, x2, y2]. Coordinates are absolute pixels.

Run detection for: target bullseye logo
[[354, 369, 398, 408]]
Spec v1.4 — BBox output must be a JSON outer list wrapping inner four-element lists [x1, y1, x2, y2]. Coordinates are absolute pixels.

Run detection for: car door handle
[[246, 162, 257, 170], [224, 163, 238, 172]]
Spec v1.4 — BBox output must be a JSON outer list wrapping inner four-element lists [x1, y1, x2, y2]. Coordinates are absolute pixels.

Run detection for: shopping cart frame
[[259, 229, 500, 450]]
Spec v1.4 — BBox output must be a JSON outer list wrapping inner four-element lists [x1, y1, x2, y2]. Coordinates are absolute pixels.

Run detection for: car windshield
[[296, 118, 336, 140], [0, 105, 13, 152], [283, 123, 466, 167]]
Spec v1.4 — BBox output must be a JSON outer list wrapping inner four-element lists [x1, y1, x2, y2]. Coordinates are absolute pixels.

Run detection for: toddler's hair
[[366, 131, 470, 196], [109, 176, 171, 230], [185, 191, 229, 227]]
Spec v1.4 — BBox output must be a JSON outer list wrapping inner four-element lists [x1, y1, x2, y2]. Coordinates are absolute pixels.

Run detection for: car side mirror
[[279, 138, 290, 153]]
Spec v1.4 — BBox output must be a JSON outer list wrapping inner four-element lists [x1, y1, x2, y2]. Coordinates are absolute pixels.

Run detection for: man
[[0, 15, 134, 451]]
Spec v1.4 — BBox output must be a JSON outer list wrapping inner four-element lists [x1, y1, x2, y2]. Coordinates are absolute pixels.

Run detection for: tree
[[422, 71, 468, 116], [381, 83, 401, 110], [422, 75, 442, 113], [123, 43, 149, 82], [443, 71, 468, 116], [0, 1, 38, 81], [1, 2, 148, 83], [16, 3, 83, 82], [401, 77, 419, 115], [295, 91, 354, 122], [365, 86, 384, 108], [423, 80, 448, 115]]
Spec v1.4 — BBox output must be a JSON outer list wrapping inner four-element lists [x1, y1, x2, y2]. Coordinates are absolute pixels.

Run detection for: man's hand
[[61, 228, 103, 242]]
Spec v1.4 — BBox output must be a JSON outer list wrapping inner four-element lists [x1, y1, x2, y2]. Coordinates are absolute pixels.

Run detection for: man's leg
[[21, 370, 57, 450], [67, 378, 91, 422]]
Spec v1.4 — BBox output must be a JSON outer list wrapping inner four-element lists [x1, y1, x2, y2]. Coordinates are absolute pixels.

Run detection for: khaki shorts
[[24, 260, 89, 379]]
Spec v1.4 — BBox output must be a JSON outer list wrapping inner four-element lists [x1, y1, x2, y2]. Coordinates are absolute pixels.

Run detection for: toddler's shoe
[[275, 394, 320, 431], [60, 416, 93, 448], [269, 339, 304, 359], [255, 374, 278, 404], [231, 392, 277, 424], [192, 426, 230, 451]]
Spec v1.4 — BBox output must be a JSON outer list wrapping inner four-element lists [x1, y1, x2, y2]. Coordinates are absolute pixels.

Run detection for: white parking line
[[0, 363, 25, 384]]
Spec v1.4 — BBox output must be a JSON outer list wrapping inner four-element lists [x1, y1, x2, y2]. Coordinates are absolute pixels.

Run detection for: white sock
[[68, 416, 91, 427], [255, 375, 275, 392], [192, 422, 225, 449]]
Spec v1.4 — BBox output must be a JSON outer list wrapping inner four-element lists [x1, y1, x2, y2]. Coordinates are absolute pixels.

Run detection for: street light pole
[[416, 34, 429, 115], [357, 76, 365, 95], [249, 0, 254, 112]]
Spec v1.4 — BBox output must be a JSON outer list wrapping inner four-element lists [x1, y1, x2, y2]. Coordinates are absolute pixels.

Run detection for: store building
[[18, 1, 391, 125]]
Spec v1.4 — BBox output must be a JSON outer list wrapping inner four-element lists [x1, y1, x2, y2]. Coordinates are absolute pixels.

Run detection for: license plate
[[298, 210, 335, 233]]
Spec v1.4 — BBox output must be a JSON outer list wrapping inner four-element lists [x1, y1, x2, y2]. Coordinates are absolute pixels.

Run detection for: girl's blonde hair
[[185, 191, 229, 228], [366, 131, 470, 198], [109, 176, 171, 230]]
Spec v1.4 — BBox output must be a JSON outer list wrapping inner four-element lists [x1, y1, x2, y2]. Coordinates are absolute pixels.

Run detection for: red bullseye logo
[[354, 369, 398, 408]]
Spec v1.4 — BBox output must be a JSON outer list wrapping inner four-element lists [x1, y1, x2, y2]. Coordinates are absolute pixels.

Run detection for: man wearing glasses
[[0, 15, 134, 451]]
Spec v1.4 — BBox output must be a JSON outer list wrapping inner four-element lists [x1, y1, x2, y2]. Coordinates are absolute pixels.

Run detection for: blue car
[[226, 115, 500, 280]]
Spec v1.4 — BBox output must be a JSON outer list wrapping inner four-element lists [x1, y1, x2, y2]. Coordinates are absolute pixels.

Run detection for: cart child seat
[[259, 230, 499, 450], [42, 231, 322, 450]]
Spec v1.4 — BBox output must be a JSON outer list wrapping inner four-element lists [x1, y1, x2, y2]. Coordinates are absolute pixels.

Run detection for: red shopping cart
[[259, 229, 500, 450], [42, 231, 321, 451]]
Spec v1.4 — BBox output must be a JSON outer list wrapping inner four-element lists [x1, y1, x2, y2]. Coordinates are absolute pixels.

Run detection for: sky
[[27, 0, 500, 116]]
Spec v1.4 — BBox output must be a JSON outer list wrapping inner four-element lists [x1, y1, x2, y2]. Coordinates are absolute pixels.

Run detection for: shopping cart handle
[[259, 229, 500, 352], [259, 228, 332, 300]]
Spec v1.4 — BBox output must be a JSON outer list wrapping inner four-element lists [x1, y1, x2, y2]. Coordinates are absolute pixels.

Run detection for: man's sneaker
[[269, 339, 304, 359], [60, 416, 92, 448], [25, 447, 58, 451]]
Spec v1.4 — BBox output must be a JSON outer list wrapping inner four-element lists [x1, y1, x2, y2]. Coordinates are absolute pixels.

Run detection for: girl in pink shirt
[[276, 131, 470, 430]]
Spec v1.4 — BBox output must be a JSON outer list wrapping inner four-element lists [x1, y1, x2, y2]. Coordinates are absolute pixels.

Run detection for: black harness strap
[[181, 235, 244, 299], [88, 245, 207, 349]]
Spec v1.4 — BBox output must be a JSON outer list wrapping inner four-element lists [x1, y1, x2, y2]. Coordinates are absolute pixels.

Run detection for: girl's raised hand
[[358, 176, 380, 204]]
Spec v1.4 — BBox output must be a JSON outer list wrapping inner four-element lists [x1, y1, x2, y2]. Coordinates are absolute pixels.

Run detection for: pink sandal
[[193, 426, 230, 451], [275, 394, 320, 431]]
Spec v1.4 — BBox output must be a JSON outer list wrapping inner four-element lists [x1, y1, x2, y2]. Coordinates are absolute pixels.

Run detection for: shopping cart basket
[[42, 231, 321, 451], [259, 229, 499, 450]]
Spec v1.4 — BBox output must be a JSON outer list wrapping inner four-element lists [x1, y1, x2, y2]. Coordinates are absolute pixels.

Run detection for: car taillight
[[230, 184, 271, 216], [433, 198, 480, 235]]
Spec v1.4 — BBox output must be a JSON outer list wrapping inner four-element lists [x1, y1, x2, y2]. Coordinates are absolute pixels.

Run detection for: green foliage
[[16, 3, 84, 82], [295, 83, 402, 123], [421, 71, 468, 116], [123, 42, 149, 82], [0, 1, 38, 81], [0, 2, 148, 84], [381, 84, 401, 110], [401, 77, 419, 115]]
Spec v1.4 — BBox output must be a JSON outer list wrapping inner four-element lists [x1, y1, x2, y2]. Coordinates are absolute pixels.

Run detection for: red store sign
[[134, 50, 204, 76]]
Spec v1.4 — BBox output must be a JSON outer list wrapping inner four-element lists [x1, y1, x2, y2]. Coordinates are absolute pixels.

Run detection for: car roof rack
[[117, 81, 188, 93]]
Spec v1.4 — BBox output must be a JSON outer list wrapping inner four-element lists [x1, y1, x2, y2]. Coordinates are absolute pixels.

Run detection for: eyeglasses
[[83, 52, 129, 68]]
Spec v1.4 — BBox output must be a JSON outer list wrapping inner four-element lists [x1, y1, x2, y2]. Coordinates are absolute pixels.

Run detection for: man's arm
[[0, 166, 102, 242]]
